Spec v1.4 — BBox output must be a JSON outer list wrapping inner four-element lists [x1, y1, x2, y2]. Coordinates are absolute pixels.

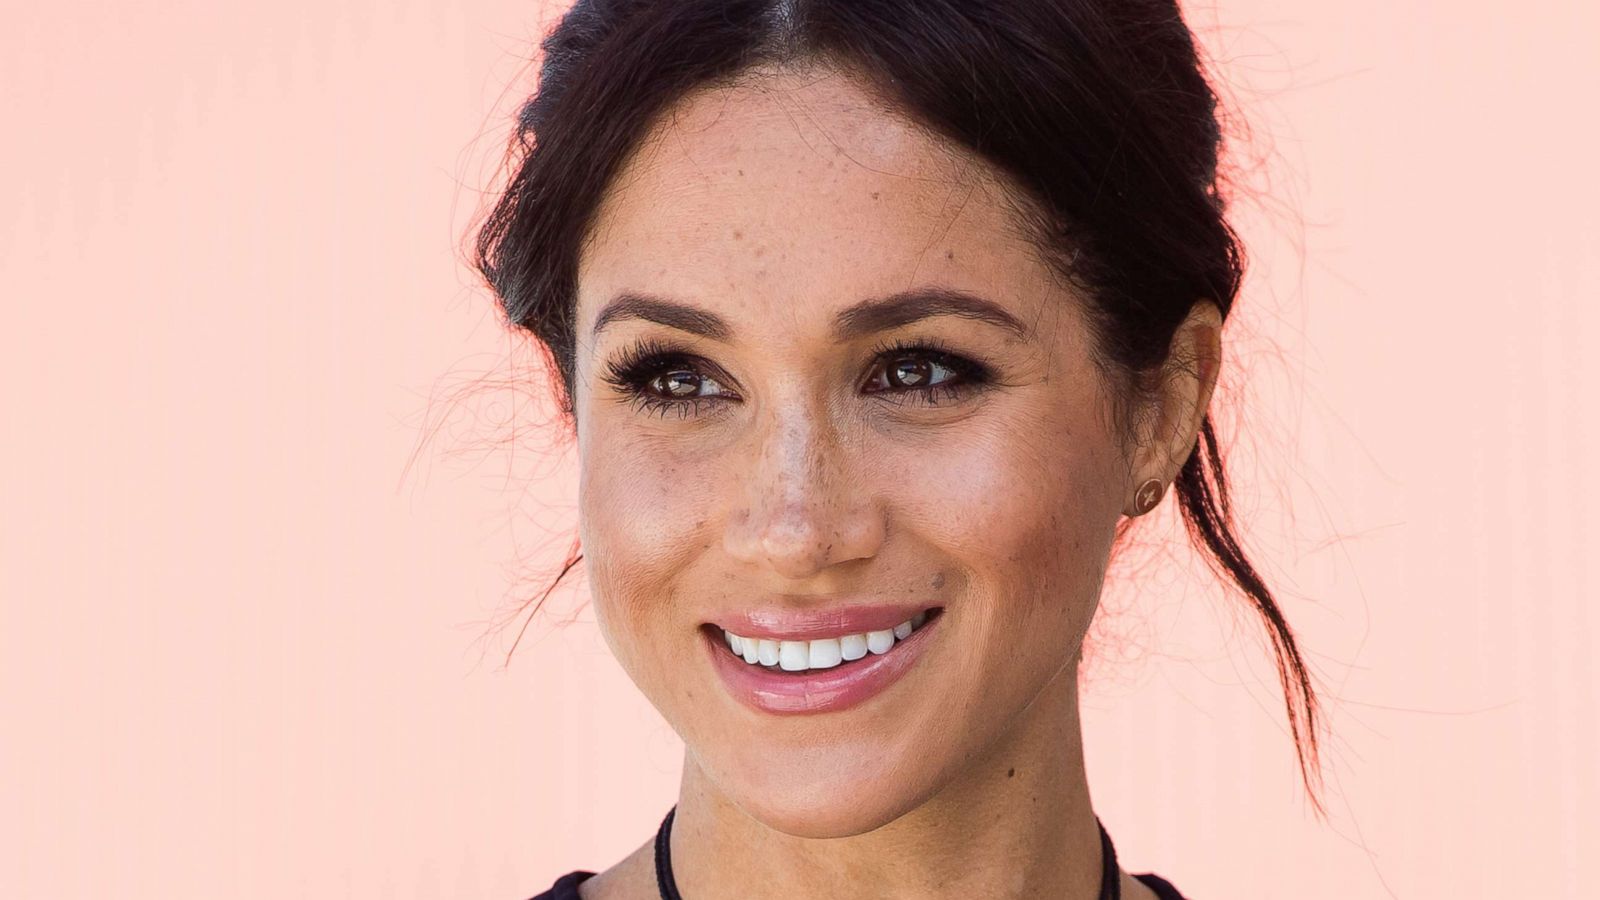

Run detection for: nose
[[722, 399, 885, 580]]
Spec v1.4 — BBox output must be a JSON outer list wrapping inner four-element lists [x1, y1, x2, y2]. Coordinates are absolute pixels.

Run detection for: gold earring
[[1132, 478, 1165, 516]]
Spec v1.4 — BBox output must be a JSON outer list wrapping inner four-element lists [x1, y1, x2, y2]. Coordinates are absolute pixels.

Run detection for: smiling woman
[[469, 2, 1326, 899]]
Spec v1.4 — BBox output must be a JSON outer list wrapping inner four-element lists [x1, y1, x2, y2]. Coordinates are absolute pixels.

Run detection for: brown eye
[[643, 365, 732, 398], [879, 354, 955, 391], [600, 337, 740, 420], [654, 369, 705, 398]]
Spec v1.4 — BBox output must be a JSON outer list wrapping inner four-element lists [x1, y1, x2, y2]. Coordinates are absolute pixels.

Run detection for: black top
[[527, 867, 1191, 899]]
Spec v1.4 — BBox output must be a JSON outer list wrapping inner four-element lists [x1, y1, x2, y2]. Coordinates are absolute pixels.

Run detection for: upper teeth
[[723, 611, 930, 672]]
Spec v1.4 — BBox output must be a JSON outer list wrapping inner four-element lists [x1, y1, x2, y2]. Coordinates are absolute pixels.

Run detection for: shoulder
[[1134, 871, 1192, 900], [528, 832, 657, 900], [524, 869, 596, 900]]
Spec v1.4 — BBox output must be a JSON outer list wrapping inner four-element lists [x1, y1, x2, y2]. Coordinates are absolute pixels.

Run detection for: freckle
[[737, 168, 744, 176], [870, 191, 880, 200], [1007, 767, 1015, 778], [931, 572, 945, 589], [945, 249, 955, 260], [754, 245, 765, 258], [732, 229, 743, 240]]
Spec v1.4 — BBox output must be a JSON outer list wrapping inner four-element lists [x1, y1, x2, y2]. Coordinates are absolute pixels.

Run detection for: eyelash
[[598, 336, 996, 420]]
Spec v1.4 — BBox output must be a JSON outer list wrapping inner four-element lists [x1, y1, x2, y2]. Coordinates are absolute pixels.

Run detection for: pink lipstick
[[702, 604, 944, 715]]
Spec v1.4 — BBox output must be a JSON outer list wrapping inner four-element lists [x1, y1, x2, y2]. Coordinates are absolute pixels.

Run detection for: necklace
[[653, 804, 1122, 900]]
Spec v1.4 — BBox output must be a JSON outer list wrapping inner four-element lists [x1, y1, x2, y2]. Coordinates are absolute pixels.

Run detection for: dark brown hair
[[469, 0, 1326, 816]]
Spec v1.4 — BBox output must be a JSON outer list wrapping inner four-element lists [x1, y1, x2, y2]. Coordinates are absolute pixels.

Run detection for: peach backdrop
[[2, 1, 1594, 898]]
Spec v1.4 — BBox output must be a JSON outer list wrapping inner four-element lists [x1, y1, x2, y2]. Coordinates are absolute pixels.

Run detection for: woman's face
[[571, 67, 1140, 837]]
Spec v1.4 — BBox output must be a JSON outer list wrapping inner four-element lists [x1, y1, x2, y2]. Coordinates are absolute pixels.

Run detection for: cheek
[[578, 426, 723, 660], [887, 404, 1122, 633]]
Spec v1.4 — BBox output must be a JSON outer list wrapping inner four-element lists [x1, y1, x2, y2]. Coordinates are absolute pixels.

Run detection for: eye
[[861, 337, 992, 407], [599, 337, 736, 420], [652, 366, 723, 397], [876, 353, 947, 389]]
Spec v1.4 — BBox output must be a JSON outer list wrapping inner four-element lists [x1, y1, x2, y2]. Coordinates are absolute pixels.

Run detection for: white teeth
[[778, 640, 809, 671], [722, 611, 936, 673], [808, 638, 843, 669], [756, 639, 779, 666], [839, 633, 868, 661]]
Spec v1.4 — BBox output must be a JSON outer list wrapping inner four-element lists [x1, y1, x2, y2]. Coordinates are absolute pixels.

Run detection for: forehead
[[575, 66, 1061, 345]]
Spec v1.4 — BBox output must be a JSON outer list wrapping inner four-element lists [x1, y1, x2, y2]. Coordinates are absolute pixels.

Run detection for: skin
[[568, 64, 1219, 900]]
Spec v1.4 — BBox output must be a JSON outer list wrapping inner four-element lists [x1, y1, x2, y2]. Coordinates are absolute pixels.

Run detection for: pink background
[[2, 2, 1594, 897]]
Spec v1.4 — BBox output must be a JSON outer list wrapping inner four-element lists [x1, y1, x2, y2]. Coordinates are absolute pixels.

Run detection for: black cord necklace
[[653, 804, 1121, 900]]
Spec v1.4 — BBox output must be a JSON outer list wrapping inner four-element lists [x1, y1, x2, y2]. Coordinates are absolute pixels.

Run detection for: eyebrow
[[589, 285, 1032, 344]]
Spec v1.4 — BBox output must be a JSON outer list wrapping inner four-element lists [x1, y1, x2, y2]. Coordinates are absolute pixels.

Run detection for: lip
[[702, 608, 944, 715], [704, 600, 939, 641]]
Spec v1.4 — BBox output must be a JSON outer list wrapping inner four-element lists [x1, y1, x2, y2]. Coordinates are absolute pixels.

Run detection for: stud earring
[[1131, 478, 1165, 516]]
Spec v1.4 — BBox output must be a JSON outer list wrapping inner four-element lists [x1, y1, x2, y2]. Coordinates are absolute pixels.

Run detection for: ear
[[1122, 300, 1223, 516]]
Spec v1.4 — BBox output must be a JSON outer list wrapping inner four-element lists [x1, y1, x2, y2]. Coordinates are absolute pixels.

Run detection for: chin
[[710, 737, 940, 839]]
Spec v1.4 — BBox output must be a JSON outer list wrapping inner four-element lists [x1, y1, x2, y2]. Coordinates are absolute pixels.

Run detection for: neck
[[668, 660, 1107, 900]]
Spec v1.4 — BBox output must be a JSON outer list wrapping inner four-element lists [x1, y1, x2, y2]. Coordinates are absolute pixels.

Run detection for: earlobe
[[1125, 477, 1166, 517]]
